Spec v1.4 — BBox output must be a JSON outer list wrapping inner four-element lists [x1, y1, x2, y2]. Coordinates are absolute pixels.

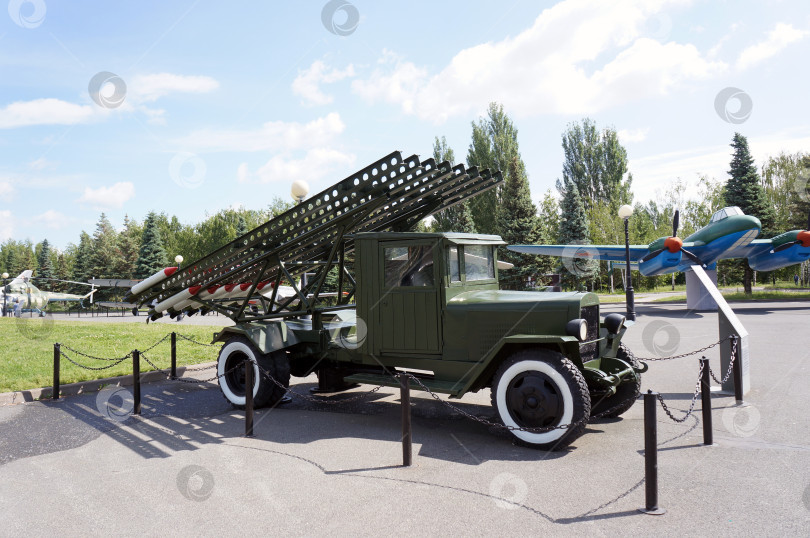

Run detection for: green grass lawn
[[0, 318, 222, 393]]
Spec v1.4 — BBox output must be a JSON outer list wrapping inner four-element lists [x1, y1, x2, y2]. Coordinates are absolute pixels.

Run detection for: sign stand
[[689, 266, 750, 398]]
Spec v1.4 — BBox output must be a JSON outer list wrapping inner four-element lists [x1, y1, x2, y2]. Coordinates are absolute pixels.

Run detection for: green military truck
[[128, 152, 643, 450]]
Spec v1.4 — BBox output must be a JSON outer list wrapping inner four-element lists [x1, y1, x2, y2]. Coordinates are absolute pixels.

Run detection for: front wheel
[[491, 349, 591, 450], [217, 336, 290, 408]]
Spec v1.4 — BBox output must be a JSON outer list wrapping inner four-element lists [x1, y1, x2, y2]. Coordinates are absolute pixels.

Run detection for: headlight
[[604, 313, 626, 335], [566, 318, 588, 341]]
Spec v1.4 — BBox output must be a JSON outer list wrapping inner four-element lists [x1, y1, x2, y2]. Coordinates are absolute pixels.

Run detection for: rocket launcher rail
[[130, 151, 502, 323]]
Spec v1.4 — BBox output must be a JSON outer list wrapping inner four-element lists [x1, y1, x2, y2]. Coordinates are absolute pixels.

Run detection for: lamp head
[[291, 180, 310, 203], [1, 273, 8, 279], [618, 204, 634, 220], [175, 255, 184, 265]]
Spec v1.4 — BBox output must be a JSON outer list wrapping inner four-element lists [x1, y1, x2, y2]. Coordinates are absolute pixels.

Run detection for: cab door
[[375, 241, 441, 355]]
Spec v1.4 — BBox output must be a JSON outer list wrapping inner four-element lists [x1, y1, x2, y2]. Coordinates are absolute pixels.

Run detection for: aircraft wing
[[508, 244, 651, 262], [43, 292, 86, 302]]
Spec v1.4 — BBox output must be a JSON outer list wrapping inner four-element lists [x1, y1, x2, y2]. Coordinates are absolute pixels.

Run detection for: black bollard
[[639, 390, 666, 515], [52, 343, 60, 401], [170, 332, 177, 378], [399, 373, 412, 467], [133, 350, 141, 415], [244, 359, 254, 438], [731, 335, 744, 404], [700, 357, 714, 446]]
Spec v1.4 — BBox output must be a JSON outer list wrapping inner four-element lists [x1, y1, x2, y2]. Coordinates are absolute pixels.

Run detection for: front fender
[[212, 321, 300, 354]]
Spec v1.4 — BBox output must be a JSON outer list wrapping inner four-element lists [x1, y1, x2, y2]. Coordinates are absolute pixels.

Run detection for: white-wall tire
[[492, 350, 590, 450], [217, 338, 260, 407]]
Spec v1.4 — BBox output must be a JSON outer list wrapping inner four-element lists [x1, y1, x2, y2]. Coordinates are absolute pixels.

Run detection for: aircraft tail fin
[[9, 270, 33, 285]]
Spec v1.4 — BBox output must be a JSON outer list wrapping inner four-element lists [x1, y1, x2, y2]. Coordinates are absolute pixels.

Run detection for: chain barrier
[[655, 361, 704, 423], [626, 335, 730, 362], [256, 364, 387, 405], [139, 352, 241, 384], [140, 333, 171, 354], [176, 333, 220, 347], [60, 350, 129, 371], [59, 343, 131, 362], [709, 337, 738, 385]]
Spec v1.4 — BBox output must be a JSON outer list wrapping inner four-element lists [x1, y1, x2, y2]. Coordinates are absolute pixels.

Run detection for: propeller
[[641, 209, 706, 266], [772, 210, 810, 252]]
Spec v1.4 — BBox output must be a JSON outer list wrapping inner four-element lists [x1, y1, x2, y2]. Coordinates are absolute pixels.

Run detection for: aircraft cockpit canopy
[[709, 206, 745, 223]]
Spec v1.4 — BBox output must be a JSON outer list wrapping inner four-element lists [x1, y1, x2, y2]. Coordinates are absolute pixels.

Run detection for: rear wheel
[[491, 349, 590, 450], [217, 336, 290, 408], [590, 344, 641, 418]]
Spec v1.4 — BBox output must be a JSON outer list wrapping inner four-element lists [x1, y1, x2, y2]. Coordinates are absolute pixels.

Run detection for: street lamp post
[[1, 272, 8, 317], [618, 205, 636, 321]]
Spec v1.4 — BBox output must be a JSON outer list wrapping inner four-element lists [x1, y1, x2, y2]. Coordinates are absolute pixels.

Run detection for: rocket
[[130, 267, 178, 296], [152, 285, 202, 314]]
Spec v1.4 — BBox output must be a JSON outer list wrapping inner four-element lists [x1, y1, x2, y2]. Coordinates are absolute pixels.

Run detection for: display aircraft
[[509, 207, 810, 276], [2, 270, 97, 315]]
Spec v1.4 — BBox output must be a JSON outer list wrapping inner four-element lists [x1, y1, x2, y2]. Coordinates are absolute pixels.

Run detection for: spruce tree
[[558, 179, 596, 288], [236, 215, 248, 237], [724, 133, 776, 294], [36, 239, 55, 280], [72, 232, 94, 290], [116, 215, 141, 279], [135, 212, 170, 278], [90, 213, 123, 279], [497, 156, 545, 289]]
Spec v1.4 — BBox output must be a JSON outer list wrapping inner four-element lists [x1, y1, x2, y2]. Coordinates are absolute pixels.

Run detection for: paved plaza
[[0, 301, 808, 535]]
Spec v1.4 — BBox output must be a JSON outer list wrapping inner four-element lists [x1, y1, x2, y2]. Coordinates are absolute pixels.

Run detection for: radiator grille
[[579, 304, 599, 362]]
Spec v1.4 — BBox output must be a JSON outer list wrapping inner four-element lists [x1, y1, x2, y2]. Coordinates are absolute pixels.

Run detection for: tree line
[[2, 102, 808, 296]]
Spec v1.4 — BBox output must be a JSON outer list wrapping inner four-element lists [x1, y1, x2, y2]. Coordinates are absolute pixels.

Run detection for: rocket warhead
[[131, 267, 178, 296]]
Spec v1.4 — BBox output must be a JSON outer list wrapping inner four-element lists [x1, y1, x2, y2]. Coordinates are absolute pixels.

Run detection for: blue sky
[[1, 0, 809, 250]]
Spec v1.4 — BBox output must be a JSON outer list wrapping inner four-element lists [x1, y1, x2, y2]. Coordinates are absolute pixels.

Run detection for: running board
[[343, 373, 462, 396]]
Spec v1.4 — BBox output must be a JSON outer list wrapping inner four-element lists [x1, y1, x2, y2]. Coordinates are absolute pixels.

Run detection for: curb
[[0, 361, 218, 406]]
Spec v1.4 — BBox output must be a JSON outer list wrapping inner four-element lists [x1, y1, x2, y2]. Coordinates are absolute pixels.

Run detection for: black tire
[[491, 349, 591, 450], [590, 344, 641, 419], [217, 336, 290, 408]]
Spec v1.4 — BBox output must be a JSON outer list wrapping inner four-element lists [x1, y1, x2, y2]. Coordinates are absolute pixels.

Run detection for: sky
[[1, 0, 809, 251]]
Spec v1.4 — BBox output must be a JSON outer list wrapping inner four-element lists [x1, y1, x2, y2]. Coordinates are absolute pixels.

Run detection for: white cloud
[[351, 0, 722, 122], [618, 127, 650, 143], [0, 98, 96, 129], [292, 60, 355, 106], [77, 182, 135, 209], [238, 148, 355, 185], [736, 23, 809, 71], [28, 158, 51, 171], [31, 210, 72, 229], [174, 112, 346, 152], [128, 73, 219, 103], [0, 180, 13, 200], [0, 210, 12, 241]]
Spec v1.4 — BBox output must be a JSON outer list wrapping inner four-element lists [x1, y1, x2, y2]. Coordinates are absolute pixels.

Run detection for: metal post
[[700, 357, 714, 446], [133, 350, 141, 415], [53, 343, 60, 400], [399, 373, 412, 467], [639, 390, 666, 515], [244, 359, 254, 438], [170, 332, 177, 378], [731, 335, 744, 404], [623, 217, 636, 321]]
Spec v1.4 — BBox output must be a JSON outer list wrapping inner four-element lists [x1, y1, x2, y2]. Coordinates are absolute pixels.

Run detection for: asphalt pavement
[[0, 301, 808, 536]]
